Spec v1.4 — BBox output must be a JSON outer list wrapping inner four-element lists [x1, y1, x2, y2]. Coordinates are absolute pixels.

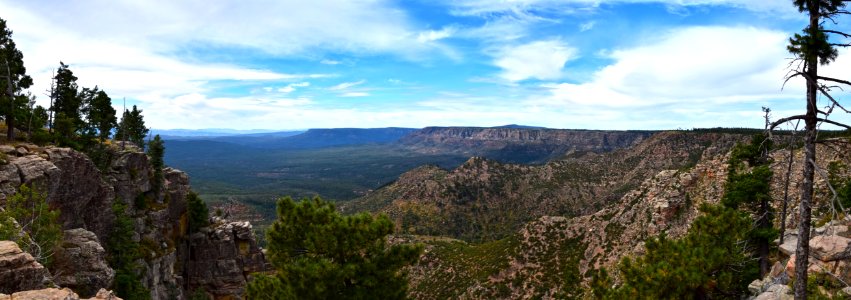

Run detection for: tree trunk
[[794, 6, 820, 297], [6, 112, 13, 142], [780, 144, 794, 244]]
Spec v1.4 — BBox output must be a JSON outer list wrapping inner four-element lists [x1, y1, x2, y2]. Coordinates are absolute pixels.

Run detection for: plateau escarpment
[[0, 144, 266, 299], [344, 131, 745, 242], [397, 127, 656, 163]]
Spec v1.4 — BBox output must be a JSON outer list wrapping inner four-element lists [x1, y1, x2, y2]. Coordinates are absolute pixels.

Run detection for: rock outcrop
[[0, 241, 52, 294], [0, 287, 122, 300], [52, 228, 115, 298], [0, 144, 266, 299], [187, 217, 267, 299], [347, 131, 744, 242]]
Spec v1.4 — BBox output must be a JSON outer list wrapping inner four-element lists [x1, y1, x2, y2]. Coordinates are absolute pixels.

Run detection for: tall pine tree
[[0, 17, 34, 141], [117, 105, 149, 148]]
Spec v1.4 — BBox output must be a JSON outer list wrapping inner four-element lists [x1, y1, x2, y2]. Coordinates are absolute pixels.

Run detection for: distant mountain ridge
[[398, 126, 657, 163]]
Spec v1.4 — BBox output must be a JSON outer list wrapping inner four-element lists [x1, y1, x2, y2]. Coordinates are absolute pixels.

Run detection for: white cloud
[[277, 82, 311, 93], [329, 80, 367, 91], [493, 40, 576, 82], [529, 26, 851, 111], [320, 59, 342, 65], [446, 0, 795, 16], [341, 92, 370, 97], [417, 27, 457, 43], [579, 21, 596, 32]]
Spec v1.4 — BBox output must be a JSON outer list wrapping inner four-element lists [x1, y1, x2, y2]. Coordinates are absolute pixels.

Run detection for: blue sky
[[1, 0, 850, 130]]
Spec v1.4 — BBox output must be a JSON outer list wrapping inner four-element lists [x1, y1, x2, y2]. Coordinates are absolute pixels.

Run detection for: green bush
[[187, 192, 209, 233], [0, 185, 63, 267]]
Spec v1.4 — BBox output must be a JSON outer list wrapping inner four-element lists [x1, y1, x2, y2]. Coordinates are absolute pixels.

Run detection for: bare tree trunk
[[794, 7, 820, 297]]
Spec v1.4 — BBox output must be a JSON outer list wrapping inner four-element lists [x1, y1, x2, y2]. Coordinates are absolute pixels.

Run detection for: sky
[[1, 0, 850, 130]]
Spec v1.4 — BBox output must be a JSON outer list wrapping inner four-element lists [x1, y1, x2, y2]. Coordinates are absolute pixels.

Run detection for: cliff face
[[345, 131, 744, 242], [0, 144, 265, 299], [395, 135, 851, 299], [397, 127, 656, 163]]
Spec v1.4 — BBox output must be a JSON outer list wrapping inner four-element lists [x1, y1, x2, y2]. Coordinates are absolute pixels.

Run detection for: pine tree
[[595, 204, 756, 299], [0, 17, 34, 141], [246, 196, 423, 300], [147, 135, 165, 194], [186, 191, 209, 233], [117, 105, 149, 148], [724, 134, 777, 277], [81, 87, 117, 141], [106, 201, 151, 300], [51, 62, 82, 140]]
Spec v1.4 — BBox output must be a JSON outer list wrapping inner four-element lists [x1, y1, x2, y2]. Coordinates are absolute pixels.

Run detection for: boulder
[[778, 234, 797, 257], [753, 284, 793, 300], [6, 287, 122, 300], [52, 229, 115, 297], [809, 235, 851, 261], [0, 240, 52, 294]]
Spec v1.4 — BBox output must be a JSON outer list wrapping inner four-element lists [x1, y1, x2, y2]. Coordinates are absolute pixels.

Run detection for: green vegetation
[[147, 135, 165, 194], [724, 134, 777, 276], [116, 105, 149, 148], [0, 185, 62, 267], [187, 191, 209, 233], [413, 236, 519, 298], [1, 17, 46, 142], [595, 204, 756, 299], [106, 201, 151, 300], [246, 196, 423, 299]]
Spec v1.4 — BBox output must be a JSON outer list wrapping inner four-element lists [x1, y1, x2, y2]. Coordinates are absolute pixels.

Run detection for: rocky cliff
[[0, 144, 266, 299], [397, 127, 656, 163], [346, 131, 744, 242], [361, 131, 851, 299]]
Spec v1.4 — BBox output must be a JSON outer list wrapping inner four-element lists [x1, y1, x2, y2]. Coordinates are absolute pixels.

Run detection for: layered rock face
[[398, 127, 656, 163], [0, 144, 265, 299], [0, 241, 52, 294], [52, 229, 115, 298], [187, 218, 267, 299]]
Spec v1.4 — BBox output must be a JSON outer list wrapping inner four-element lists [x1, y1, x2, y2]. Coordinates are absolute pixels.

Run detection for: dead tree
[[769, 1, 851, 298]]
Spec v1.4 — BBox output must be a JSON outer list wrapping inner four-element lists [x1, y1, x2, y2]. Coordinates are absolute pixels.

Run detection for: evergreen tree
[[595, 204, 757, 299], [51, 62, 82, 140], [81, 87, 117, 141], [0, 17, 34, 141], [724, 134, 777, 277], [117, 105, 149, 148], [147, 135, 165, 194], [186, 191, 209, 233], [106, 201, 151, 300], [246, 196, 423, 300]]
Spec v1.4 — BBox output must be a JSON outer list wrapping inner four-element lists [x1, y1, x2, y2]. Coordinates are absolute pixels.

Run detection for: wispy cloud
[[341, 92, 370, 97], [579, 21, 595, 32], [329, 80, 367, 91], [320, 59, 342, 65], [277, 82, 311, 93]]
